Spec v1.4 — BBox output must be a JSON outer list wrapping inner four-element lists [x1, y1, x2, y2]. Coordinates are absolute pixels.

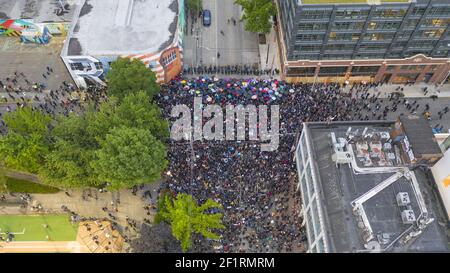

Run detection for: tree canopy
[[0, 107, 51, 173], [39, 111, 101, 188], [186, 0, 202, 16], [89, 91, 169, 142], [1, 58, 168, 190], [234, 0, 276, 34], [158, 193, 224, 252], [91, 127, 167, 190], [105, 57, 160, 101]]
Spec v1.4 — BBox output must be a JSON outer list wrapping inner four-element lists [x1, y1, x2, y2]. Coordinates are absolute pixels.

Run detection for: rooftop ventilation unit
[[380, 132, 390, 140], [401, 209, 416, 224], [332, 151, 353, 164], [396, 192, 411, 206]]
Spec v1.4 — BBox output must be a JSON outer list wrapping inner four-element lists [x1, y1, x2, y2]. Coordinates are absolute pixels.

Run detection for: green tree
[[106, 57, 160, 101], [0, 107, 52, 173], [234, 0, 276, 34], [89, 91, 169, 142], [186, 0, 202, 16], [39, 111, 101, 188], [91, 127, 167, 190], [158, 193, 224, 252]]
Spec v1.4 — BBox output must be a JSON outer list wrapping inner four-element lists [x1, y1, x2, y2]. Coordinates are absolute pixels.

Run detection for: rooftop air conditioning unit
[[332, 151, 353, 164], [380, 132, 390, 140], [401, 209, 416, 224], [396, 192, 411, 206]]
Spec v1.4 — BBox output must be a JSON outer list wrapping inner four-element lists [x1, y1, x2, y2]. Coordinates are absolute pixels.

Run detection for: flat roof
[[300, 0, 410, 4], [67, 0, 178, 56], [0, 0, 76, 22], [304, 122, 450, 252], [399, 115, 443, 157]]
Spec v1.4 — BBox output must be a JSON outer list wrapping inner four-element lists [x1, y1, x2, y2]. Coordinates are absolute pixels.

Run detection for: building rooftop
[[0, 0, 76, 22], [299, 0, 410, 5], [66, 0, 178, 56], [398, 115, 443, 158], [301, 121, 450, 252]]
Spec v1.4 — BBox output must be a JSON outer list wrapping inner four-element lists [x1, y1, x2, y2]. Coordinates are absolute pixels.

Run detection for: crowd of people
[[2, 65, 450, 252], [156, 76, 450, 252], [0, 68, 107, 134]]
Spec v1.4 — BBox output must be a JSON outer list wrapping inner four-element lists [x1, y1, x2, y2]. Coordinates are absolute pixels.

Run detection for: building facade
[[60, 0, 185, 88], [295, 121, 449, 253], [276, 0, 450, 84]]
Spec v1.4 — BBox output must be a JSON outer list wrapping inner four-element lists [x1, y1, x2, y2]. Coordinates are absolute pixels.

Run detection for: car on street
[[202, 9, 211, 27]]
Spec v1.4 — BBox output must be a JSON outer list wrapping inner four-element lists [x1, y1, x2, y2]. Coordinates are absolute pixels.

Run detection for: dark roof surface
[[400, 115, 443, 157], [306, 122, 450, 252]]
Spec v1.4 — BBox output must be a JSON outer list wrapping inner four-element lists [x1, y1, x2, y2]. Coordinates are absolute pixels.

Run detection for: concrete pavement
[[0, 37, 73, 91], [183, 0, 260, 67]]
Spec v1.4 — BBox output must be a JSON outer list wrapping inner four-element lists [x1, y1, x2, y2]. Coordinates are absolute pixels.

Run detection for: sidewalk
[[259, 26, 281, 80], [344, 83, 450, 99]]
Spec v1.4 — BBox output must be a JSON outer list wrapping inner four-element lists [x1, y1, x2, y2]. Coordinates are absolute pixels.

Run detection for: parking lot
[[0, 37, 73, 91]]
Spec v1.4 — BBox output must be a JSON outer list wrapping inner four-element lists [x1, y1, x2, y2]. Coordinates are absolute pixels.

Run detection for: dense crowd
[[2, 67, 450, 252], [156, 76, 450, 253]]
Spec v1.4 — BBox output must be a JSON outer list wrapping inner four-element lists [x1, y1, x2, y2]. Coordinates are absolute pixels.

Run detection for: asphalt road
[[183, 0, 260, 67]]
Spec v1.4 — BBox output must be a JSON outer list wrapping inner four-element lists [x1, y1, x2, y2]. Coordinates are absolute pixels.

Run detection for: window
[[325, 44, 355, 51], [296, 34, 325, 42], [363, 33, 394, 41], [386, 65, 397, 71], [287, 67, 316, 76], [397, 30, 413, 40], [298, 23, 328, 31], [160, 51, 177, 67], [312, 201, 322, 238], [428, 6, 450, 16], [328, 32, 360, 42], [408, 40, 437, 49], [372, 8, 407, 19], [94, 62, 103, 70], [318, 66, 348, 76], [400, 65, 425, 71], [351, 66, 380, 75], [411, 6, 426, 17], [332, 22, 364, 31], [335, 9, 370, 20], [367, 21, 401, 30], [298, 45, 322, 52], [307, 209, 315, 243], [299, 9, 332, 20], [421, 18, 450, 28], [359, 44, 390, 51], [414, 29, 445, 39], [404, 19, 420, 29]]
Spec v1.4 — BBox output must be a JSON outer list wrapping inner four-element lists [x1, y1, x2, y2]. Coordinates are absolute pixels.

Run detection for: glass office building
[[276, 0, 450, 84]]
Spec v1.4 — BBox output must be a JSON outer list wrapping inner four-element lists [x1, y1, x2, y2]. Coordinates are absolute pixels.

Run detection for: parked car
[[202, 9, 211, 26]]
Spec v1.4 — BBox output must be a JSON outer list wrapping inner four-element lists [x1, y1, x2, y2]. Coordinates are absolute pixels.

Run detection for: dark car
[[202, 9, 211, 26]]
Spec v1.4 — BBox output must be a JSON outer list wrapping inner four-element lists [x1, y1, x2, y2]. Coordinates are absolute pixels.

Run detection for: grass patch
[[4, 177, 60, 194], [0, 214, 78, 241]]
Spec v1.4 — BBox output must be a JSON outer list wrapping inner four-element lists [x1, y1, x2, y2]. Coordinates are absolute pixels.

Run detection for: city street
[[183, 0, 260, 67]]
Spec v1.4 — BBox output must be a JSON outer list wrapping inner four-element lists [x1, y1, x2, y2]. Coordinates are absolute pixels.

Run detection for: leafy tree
[[186, 0, 202, 16], [0, 107, 52, 173], [89, 92, 169, 142], [91, 127, 167, 190], [106, 57, 160, 101], [158, 193, 224, 252], [39, 111, 101, 188], [131, 222, 182, 253], [234, 0, 276, 34]]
